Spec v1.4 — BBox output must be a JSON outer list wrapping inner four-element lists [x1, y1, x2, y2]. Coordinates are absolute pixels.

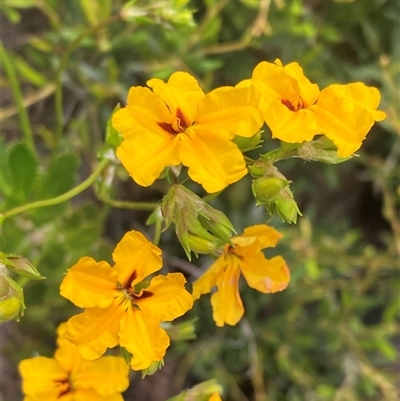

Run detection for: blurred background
[[0, 0, 399, 400]]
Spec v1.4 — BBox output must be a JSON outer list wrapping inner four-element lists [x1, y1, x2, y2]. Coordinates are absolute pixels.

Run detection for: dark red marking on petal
[[158, 122, 176, 135]]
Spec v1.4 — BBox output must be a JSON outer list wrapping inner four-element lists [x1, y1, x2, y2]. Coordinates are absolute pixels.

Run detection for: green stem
[[100, 198, 159, 211], [2, 158, 110, 223], [0, 42, 36, 155], [54, 12, 122, 149]]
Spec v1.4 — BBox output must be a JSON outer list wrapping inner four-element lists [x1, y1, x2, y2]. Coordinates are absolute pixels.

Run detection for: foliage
[[0, 0, 398, 400]]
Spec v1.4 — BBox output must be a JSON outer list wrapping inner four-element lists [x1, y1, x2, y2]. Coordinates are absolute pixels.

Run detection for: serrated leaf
[[7, 142, 38, 201]]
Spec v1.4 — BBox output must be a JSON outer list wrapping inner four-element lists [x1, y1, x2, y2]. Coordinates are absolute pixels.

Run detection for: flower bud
[[6, 256, 44, 280], [161, 185, 235, 260], [0, 274, 25, 323], [265, 189, 302, 224], [233, 132, 263, 152], [252, 177, 290, 203], [162, 318, 196, 341]]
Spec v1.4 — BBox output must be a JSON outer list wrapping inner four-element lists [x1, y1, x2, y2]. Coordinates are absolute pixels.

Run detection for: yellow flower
[[112, 72, 263, 193], [209, 393, 223, 401], [246, 59, 386, 157], [192, 225, 290, 327], [19, 323, 129, 401], [60, 230, 193, 371]]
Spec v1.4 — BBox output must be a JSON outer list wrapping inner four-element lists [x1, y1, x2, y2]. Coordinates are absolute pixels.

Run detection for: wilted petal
[[60, 257, 117, 309], [112, 86, 174, 140], [74, 356, 129, 395], [211, 256, 243, 326], [19, 357, 67, 397], [319, 83, 386, 121], [136, 273, 193, 321], [116, 132, 181, 187], [148, 72, 205, 126], [233, 224, 283, 256], [310, 96, 375, 157], [240, 254, 290, 293], [119, 310, 170, 370], [112, 230, 163, 287], [196, 86, 263, 139], [192, 256, 226, 300], [180, 130, 247, 193]]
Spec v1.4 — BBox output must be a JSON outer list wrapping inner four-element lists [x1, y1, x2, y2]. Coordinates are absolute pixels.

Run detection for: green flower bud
[[7, 256, 45, 280], [161, 185, 236, 260], [0, 274, 25, 323], [162, 318, 197, 341], [233, 132, 263, 152], [268, 189, 302, 224], [252, 177, 290, 204]]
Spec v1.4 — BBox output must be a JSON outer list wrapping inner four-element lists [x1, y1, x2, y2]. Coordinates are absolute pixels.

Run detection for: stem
[[54, 13, 122, 149], [0, 42, 36, 155], [152, 216, 162, 246], [100, 198, 158, 211], [2, 158, 110, 223]]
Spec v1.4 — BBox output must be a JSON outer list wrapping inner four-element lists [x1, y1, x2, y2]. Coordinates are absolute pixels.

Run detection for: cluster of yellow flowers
[[18, 59, 384, 400]]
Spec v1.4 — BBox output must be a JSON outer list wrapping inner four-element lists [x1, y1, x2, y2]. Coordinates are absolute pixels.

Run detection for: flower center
[[281, 97, 305, 112], [119, 271, 154, 306], [55, 377, 71, 398], [158, 107, 190, 135]]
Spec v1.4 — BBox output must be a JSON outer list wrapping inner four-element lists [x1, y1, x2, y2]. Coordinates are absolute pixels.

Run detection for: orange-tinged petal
[[60, 257, 117, 309], [119, 310, 170, 370], [74, 356, 129, 394], [19, 357, 68, 397], [116, 131, 181, 187], [233, 224, 283, 256], [196, 86, 263, 139], [112, 230, 163, 287], [147, 72, 205, 127], [64, 300, 123, 360], [135, 273, 193, 321], [240, 254, 290, 293], [74, 389, 124, 401], [180, 130, 247, 193], [112, 86, 174, 140], [209, 394, 223, 401], [282, 61, 320, 107], [192, 256, 226, 300], [261, 100, 317, 143], [319, 83, 386, 121], [211, 256, 243, 326], [310, 96, 375, 157]]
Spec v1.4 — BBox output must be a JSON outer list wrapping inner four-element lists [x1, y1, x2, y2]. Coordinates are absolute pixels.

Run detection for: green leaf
[[6, 141, 38, 201], [105, 104, 123, 148]]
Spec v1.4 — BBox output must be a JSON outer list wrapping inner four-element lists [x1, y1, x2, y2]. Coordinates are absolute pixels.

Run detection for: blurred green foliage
[[0, 0, 399, 400]]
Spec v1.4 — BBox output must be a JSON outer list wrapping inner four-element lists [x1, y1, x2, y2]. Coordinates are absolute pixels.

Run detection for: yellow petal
[[233, 224, 283, 256], [192, 256, 226, 300], [74, 356, 129, 395], [112, 230, 163, 287], [116, 132, 181, 187], [209, 394, 223, 401], [60, 257, 117, 308], [112, 86, 174, 140], [119, 310, 170, 370], [64, 300, 123, 360], [252, 61, 301, 107], [211, 256, 244, 326], [19, 357, 68, 397], [319, 83, 386, 121], [240, 254, 290, 293], [196, 85, 263, 139], [282, 62, 320, 107], [54, 334, 84, 375], [147, 72, 205, 127], [74, 389, 124, 401], [136, 273, 193, 321], [180, 130, 247, 193], [310, 96, 375, 157], [261, 99, 317, 143]]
